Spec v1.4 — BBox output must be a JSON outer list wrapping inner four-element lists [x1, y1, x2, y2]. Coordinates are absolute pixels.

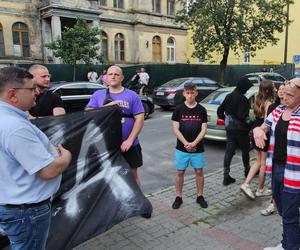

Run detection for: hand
[[184, 142, 196, 152], [253, 127, 267, 149], [121, 139, 133, 152], [56, 144, 72, 163]]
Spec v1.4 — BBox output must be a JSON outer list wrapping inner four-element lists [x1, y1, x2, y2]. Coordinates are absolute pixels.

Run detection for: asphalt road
[[139, 107, 250, 194]]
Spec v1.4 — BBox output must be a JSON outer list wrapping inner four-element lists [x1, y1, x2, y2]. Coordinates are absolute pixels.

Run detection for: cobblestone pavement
[[75, 161, 282, 250]]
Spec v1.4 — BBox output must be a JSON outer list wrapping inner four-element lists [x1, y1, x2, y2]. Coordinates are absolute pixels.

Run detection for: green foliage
[[176, 0, 293, 82], [45, 17, 103, 79]]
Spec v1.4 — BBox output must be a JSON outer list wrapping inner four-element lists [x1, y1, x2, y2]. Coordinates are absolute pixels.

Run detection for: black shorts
[[123, 144, 143, 169]]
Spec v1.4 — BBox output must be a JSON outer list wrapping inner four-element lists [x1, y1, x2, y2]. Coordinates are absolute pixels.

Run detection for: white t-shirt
[[88, 71, 98, 82], [139, 72, 150, 85]]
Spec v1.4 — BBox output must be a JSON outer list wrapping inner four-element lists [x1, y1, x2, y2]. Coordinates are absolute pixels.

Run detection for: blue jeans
[[0, 202, 51, 250], [272, 163, 300, 250]]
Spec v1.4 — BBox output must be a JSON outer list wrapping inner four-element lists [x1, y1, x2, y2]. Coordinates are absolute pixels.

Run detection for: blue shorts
[[174, 149, 206, 170]]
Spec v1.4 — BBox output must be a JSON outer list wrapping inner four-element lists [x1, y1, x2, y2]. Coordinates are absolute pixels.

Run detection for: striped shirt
[[265, 105, 300, 193]]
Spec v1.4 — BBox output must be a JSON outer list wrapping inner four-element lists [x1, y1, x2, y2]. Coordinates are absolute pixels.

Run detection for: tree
[[176, 0, 293, 84], [45, 17, 104, 80]]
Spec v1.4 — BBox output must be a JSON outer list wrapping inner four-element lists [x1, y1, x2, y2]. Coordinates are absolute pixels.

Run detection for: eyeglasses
[[13, 84, 37, 92], [285, 81, 300, 89]]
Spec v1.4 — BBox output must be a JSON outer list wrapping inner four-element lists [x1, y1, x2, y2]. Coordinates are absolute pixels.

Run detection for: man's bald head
[[107, 66, 124, 88], [28, 64, 50, 89]]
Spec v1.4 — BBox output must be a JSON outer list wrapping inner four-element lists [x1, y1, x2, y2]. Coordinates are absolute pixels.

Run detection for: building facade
[[186, 1, 300, 67], [0, 0, 188, 65]]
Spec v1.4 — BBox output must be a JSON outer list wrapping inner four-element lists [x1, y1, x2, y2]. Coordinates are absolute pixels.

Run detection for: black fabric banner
[[30, 106, 152, 249]]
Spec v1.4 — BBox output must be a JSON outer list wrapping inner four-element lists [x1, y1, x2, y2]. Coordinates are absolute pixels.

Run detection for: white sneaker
[[263, 243, 284, 250], [260, 203, 276, 216], [240, 183, 255, 200], [256, 188, 272, 197]]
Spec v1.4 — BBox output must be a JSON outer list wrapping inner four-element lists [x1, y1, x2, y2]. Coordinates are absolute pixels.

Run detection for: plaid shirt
[[265, 105, 300, 193]]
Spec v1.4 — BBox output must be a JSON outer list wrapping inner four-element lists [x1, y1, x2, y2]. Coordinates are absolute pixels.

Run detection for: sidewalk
[[75, 161, 281, 250]]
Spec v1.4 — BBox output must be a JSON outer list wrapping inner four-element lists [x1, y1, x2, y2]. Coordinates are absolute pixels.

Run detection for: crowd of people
[[1, 64, 300, 250]]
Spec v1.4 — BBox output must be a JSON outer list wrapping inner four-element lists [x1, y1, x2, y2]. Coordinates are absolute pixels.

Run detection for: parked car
[[49, 81, 155, 119], [152, 77, 221, 110], [244, 72, 286, 88], [200, 86, 258, 141], [290, 73, 300, 79]]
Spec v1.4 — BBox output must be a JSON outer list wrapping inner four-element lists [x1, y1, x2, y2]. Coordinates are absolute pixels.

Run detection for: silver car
[[200, 86, 258, 141]]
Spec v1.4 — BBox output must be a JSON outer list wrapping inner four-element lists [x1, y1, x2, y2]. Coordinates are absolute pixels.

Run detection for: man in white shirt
[[139, 67, 150, 95]]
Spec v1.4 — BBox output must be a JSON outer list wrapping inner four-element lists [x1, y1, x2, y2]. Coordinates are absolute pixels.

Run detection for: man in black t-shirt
[[171, 82, 208, 210], [28, 65, 65, 117]]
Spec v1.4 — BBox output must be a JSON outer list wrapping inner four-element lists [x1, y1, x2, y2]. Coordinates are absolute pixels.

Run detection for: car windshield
[[161, 78, 187, 87], [201, 89, 232, 105]]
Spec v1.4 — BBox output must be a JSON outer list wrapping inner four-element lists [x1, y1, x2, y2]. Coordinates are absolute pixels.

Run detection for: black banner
[[1, 106, 152, 250]]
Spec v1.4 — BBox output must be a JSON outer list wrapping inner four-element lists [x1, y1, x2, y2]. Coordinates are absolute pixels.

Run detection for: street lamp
[[283, 0, 290, 64]]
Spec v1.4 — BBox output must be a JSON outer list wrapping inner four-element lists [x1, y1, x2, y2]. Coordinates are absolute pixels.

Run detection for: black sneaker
[[196, 196, 208, 208], [172, 196, 183, 209], [223, 175, 236, 186], [140, 213, 152, 219]]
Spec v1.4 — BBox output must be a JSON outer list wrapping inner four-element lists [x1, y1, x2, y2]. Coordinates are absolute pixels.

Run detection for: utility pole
[[283, 0, 290, 64]]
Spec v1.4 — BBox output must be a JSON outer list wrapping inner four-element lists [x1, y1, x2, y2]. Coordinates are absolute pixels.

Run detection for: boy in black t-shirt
[[171, 82, 208, 209]]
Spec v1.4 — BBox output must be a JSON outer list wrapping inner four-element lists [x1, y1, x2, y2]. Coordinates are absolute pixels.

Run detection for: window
[[114, 33, 125, 62], [152, 36, 162, 63], [113, 0, 123, 8], [166, 37, 175, 63], [99, 0, 107, 5], [243, 48, 250, 63], [12, 22, 30, 57], [0, 23, 4, 56], [167, 0, 175, 15], [152, 0, 161, 13], [198, 55, 205, 64], [100, 31, 108, 61]]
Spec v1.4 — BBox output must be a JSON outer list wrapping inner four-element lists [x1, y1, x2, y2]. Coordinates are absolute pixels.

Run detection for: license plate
[[156, 92, 164, 96]]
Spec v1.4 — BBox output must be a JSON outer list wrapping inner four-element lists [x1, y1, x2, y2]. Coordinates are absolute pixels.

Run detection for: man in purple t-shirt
[[86, 65, 145, 186]]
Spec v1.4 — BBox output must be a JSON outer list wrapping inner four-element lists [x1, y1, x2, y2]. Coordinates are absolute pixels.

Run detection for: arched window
[[152, 0, 161, 13], [167, 37, 175, 63], [0, 23, 5, 56], [99, 0, 107, 5], [114, 33, 125, 62], [100, 31, 108, 61], [12, 22, 30, 57], [152, 36, 162, 63], [167, 0, 175, 16], [113, 0, 124, 8]]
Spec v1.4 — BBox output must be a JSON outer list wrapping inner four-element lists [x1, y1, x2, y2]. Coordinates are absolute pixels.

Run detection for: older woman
[[254, 78, 300, 250]]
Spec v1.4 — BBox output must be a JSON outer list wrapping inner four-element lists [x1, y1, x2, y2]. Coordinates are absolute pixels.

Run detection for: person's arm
[[172, 121, 189, 146], [190, 123, 207, 148], [121, 113, 144, 152], [37, 145, 72, 180], [217, 99, 226, 120], [53, 107, 66, 116]]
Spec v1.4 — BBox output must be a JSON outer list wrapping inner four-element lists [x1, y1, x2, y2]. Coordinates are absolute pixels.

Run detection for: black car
[[49, 82, 154, 119], [244, 72, 286, 88], [152, 77, 221, 109]]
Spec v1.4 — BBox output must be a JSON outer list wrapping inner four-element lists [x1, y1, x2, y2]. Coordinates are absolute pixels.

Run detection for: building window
[[243, 48, 250, 63], [0, 23, 4, 56], [100, 31, 108, 61], [99, 0, 107, 5], [199, 55, 205, 64], [152, 36, 162, 63], [113, 0, 123, 8], [152, 0, 161, 13], [167, 0, 175, 15], [167, 37, 175, 63], [114, 33, 125, 62], [12, 22, 30, 57]]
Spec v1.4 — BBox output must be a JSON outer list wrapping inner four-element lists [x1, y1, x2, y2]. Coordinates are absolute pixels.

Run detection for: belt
[[2, 198, 51, 209]]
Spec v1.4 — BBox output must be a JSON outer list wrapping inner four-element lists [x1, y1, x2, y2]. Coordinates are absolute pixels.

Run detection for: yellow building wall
[[187, 1, 300, 66]]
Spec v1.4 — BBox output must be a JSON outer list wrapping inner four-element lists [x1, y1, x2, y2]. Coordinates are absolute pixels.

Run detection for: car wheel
[[142, 102, 150, 119]]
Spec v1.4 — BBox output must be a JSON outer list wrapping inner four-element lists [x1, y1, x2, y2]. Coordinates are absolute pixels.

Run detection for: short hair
[[28, 64, 48, 75], [0, 66, 33, 93], [184, 82, 197, 90]]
